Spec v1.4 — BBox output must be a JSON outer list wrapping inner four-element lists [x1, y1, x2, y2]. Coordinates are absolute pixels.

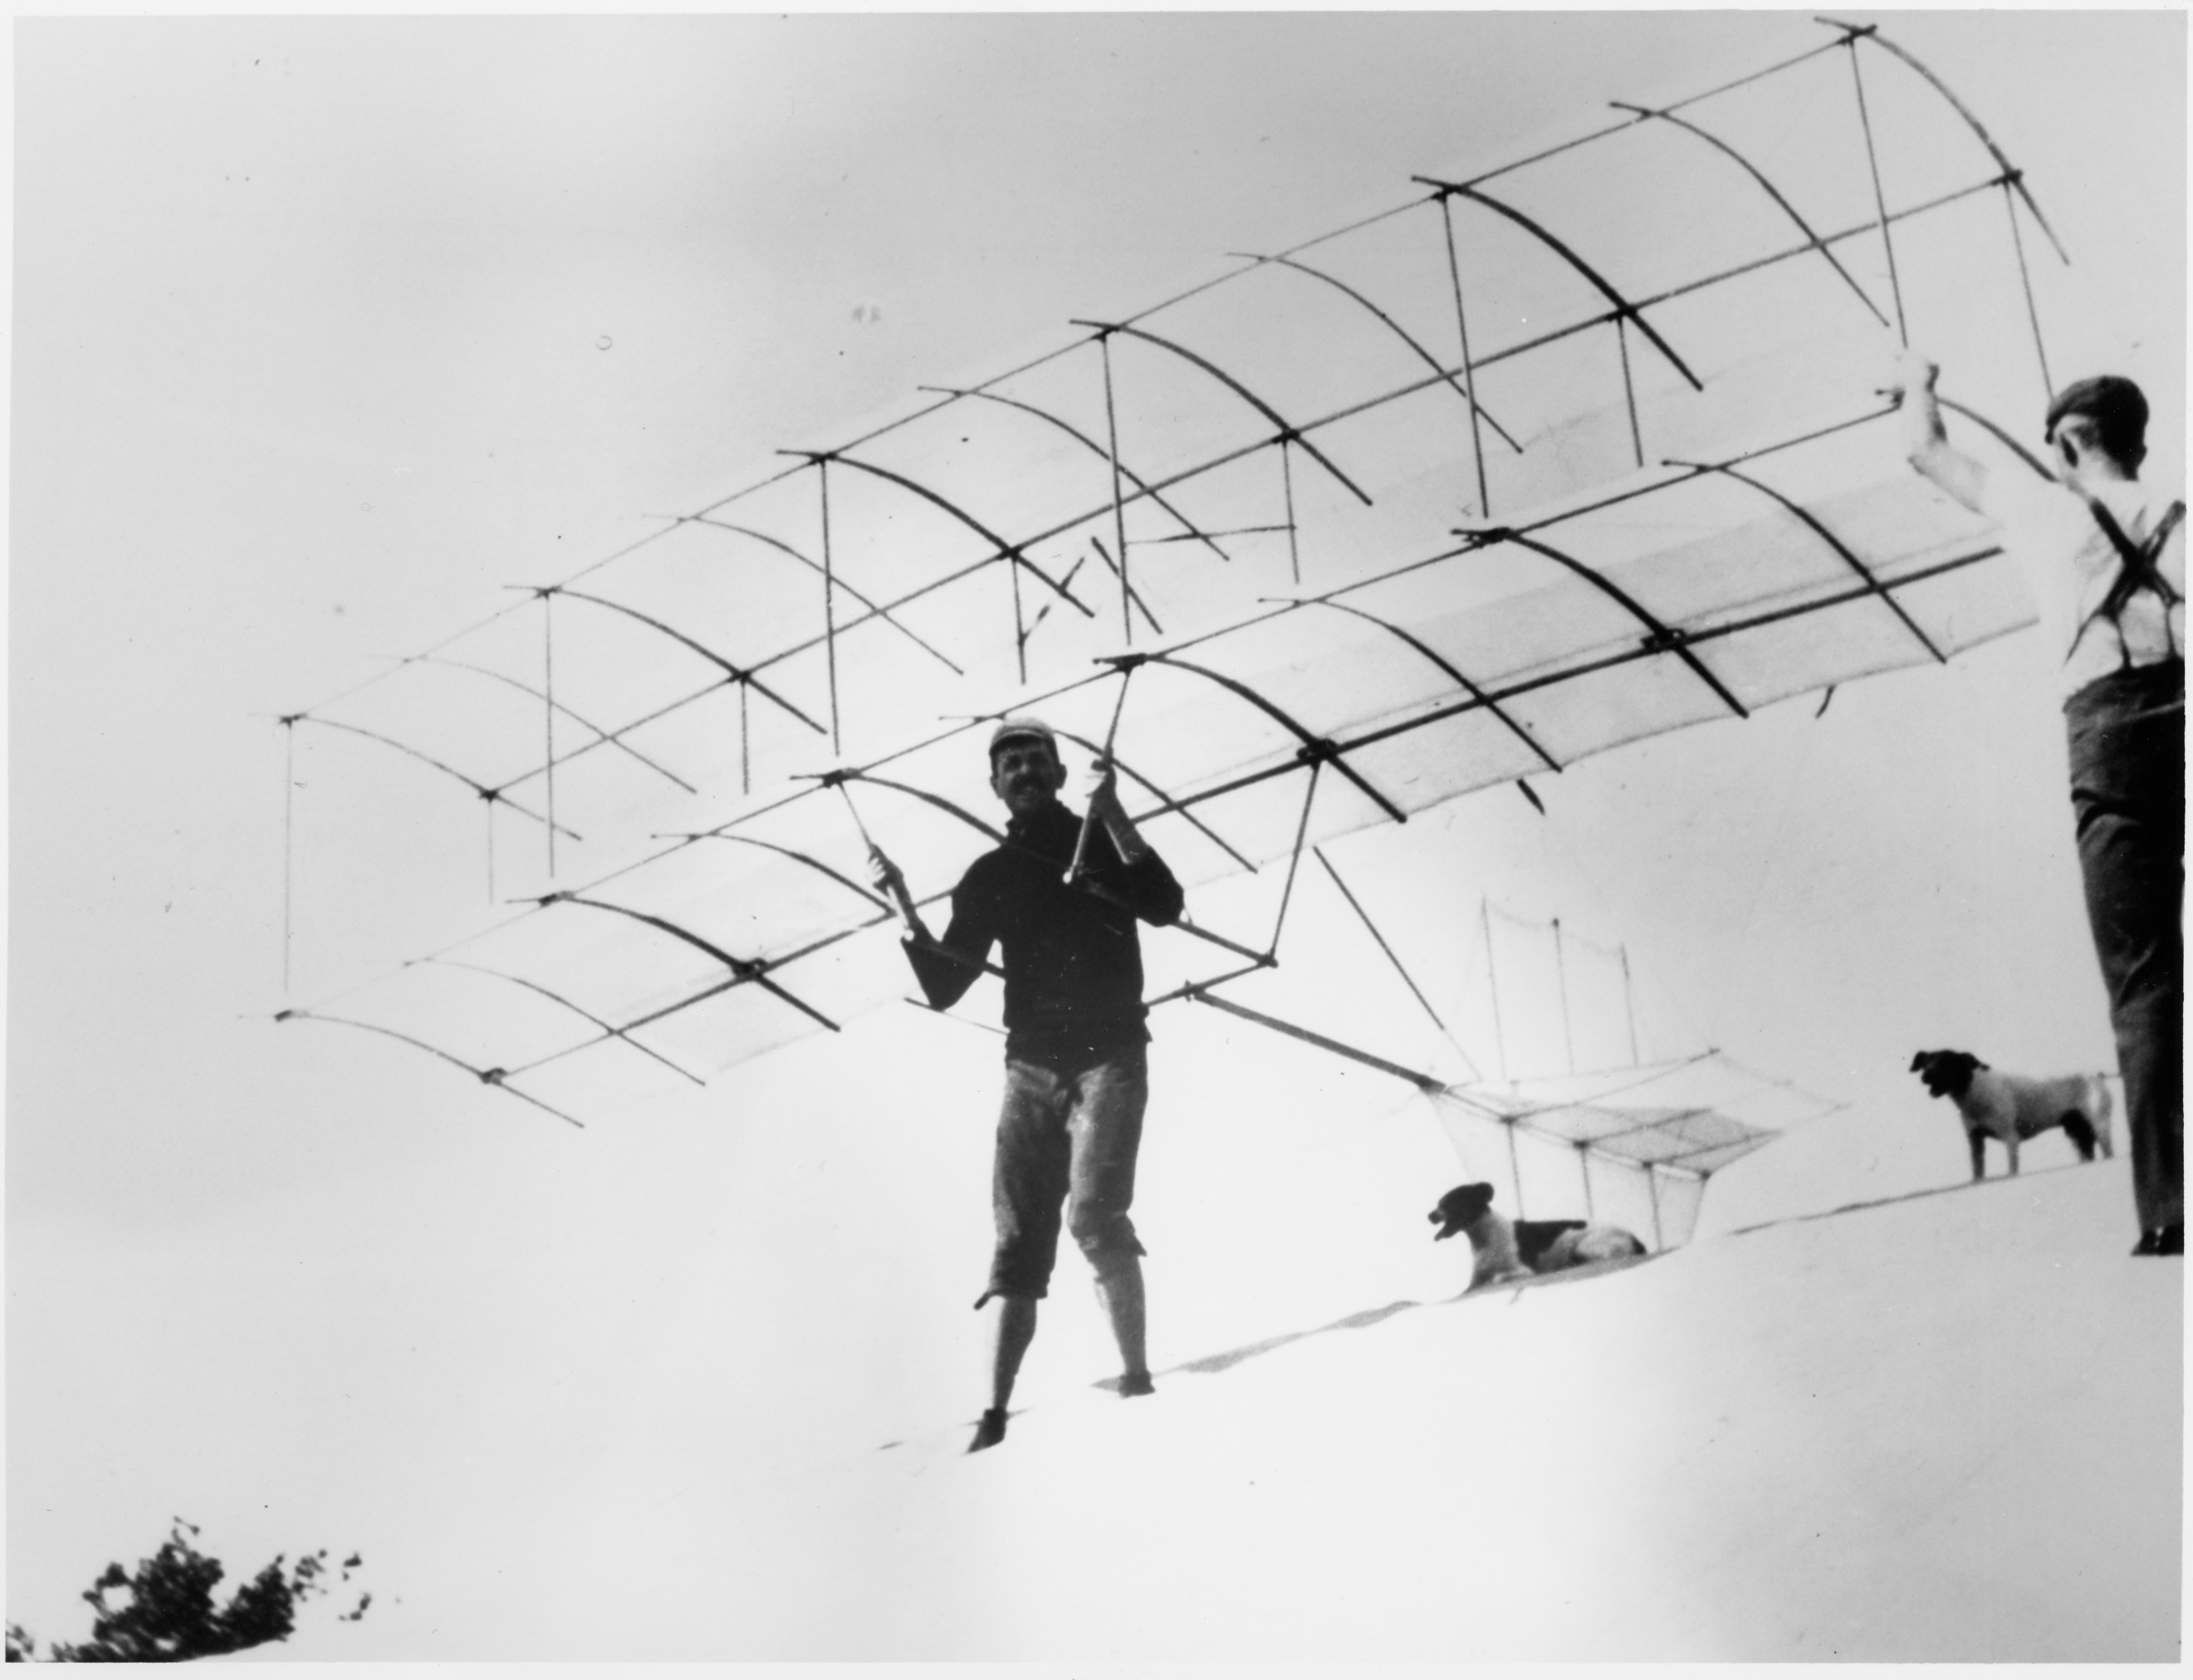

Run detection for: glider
[[277, 19, 2063, 1243]]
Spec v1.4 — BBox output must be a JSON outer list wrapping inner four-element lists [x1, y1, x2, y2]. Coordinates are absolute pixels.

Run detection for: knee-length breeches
[[985, 1047, 1148, 1300]]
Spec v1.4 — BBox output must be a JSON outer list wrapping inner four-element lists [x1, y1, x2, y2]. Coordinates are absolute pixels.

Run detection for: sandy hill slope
[[611, 1153, 2179, 1663]]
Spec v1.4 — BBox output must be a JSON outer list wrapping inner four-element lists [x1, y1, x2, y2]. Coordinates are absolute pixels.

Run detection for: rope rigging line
[[1667, 32, 1849, 115], [2001, 182, 2053, 404], [1436, 191, 1492, 519], [1482, 897, 1509, 1084], [1842, 32, 1907, 346], [1312, 845, 1478, 1080], [1263, 759, 1323, 955], [1099, 331, 1136, 647], [819, 458, 841, 756], [1085, 537, 1164, 637], [281, 719, 296, 997], [1554, 916, 1575, 1074], [1616, 318, 1644, 470], [541, 587, 557, 877]]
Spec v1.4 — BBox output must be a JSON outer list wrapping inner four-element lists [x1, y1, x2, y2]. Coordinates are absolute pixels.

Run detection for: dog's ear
[[1909, 1051, 1932, 1072]]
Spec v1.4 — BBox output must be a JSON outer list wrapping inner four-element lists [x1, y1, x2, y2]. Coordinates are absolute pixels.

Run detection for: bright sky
[[7, 8, 2184, 1661]]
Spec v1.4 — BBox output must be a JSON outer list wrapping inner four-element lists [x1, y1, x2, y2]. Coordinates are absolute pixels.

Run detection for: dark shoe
[[2160, 1224, 2183, 1256], [967, 1408, 1008, 1453], [1117, 1370, 1155, 1398], [2133, 1229, 2161, 1256]]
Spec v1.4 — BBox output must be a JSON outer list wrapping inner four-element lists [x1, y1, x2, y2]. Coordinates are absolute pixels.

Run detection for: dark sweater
[[906, 799, 1183, 1068]]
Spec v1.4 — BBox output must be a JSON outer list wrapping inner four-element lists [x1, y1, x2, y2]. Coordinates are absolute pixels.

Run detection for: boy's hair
[[2045, 375, 2150, 470]]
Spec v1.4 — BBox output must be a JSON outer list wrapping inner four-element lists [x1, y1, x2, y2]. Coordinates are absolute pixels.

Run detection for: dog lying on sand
[[1908, 1049, 2114, 1181], [1428, 1182, 1647, 1290]]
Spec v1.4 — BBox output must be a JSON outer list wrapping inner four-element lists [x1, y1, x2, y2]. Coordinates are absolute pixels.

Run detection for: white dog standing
[[1909, 1049, 2115, 1181]]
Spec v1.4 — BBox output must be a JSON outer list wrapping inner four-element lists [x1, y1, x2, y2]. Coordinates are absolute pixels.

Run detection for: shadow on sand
[[1092, 1252, 1657, 1390]]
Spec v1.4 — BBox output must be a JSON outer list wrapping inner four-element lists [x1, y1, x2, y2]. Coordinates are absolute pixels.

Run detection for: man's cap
[[2045, 375, 2148, 444], [1428, 1182, 1495, 1241], [988, 717, 1060, 758]]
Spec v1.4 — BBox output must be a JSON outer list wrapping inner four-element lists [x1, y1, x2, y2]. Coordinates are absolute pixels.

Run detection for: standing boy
[[1902, 354, 2183, 1254], [869, 718, 1184, 1448]]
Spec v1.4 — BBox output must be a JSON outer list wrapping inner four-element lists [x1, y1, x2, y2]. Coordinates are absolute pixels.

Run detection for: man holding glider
[[1900, 353, 2184, 1256], [869, 718, 1184, 1451]]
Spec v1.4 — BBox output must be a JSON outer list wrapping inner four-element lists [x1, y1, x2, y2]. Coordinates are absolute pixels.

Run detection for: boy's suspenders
[[2068, 497, 2186, 669]]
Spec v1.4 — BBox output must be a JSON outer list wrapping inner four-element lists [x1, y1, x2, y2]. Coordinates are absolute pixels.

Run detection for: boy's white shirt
[[1977, 467, 2186, 698]]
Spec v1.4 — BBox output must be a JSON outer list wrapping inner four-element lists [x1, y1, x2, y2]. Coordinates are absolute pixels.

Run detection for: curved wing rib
[[1234, 252, 1526, 453], [685, 517, 965, 676], [1047, 725, 1259, 873], [918, 384, 1237, 565], [688, 832, 895, 914], [539, 893, 842, 1033], [1675, 460, 1945, 662], [296, 716, 583, 841], [1070, 320, 1375, 507], [413, 956, 706, 1085], [796, 453, 1095, 620], [844, 773, 1007, 845], [1306, 599, 1564, 773], [275, 1008, 584, 1127], [1822, 17, 2068, 262], [1610, 104, 1887, 326], [1141, 653, 1408, 822], [1936, 394, 2055, 482], [409, 655, 698, 793], [549, 588, 825, 735], [1466, 529, 1749, 718], [1422, 181, 1704, 391]]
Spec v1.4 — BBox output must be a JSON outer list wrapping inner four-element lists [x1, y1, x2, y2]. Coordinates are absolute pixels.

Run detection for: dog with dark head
[[1909, 1049, 2114, 1181], [1428, 1182, 1647, 1291]]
